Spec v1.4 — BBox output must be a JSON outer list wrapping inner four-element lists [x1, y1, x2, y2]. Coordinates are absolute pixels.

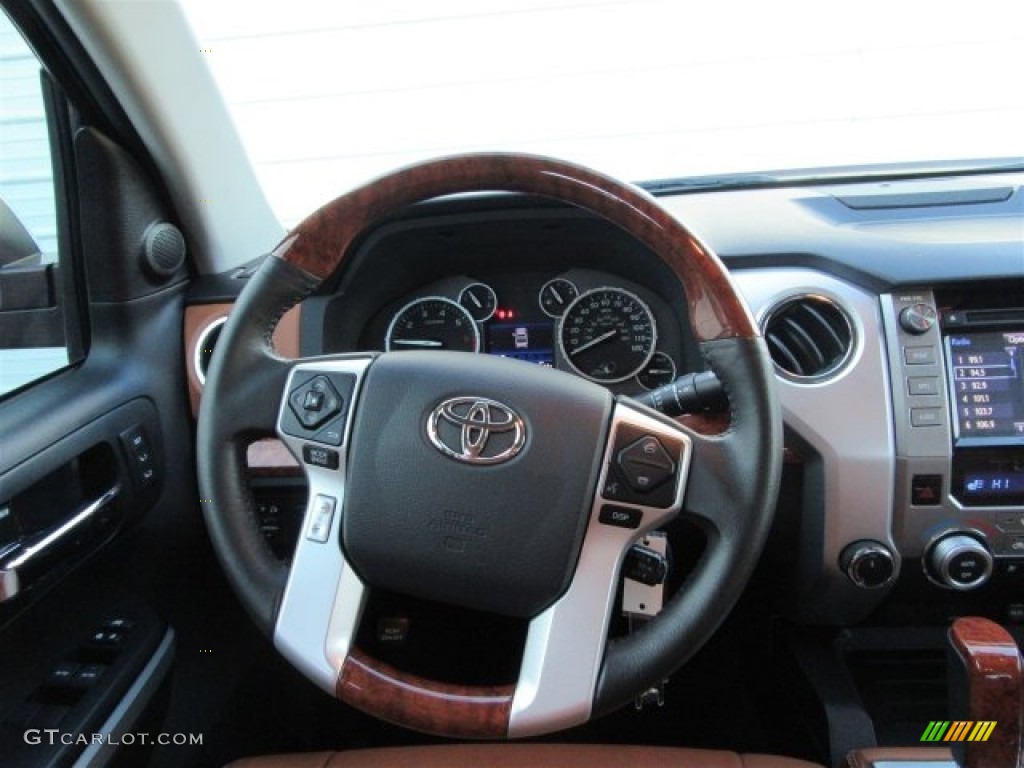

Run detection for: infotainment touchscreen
[[945, 329, 1024, 447]]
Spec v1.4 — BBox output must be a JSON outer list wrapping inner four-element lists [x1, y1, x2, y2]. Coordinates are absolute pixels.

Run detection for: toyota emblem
[[426, 397, 526, 465]]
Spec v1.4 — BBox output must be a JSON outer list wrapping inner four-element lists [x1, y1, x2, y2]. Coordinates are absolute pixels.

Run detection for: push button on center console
[[911, 474, 942, 506]]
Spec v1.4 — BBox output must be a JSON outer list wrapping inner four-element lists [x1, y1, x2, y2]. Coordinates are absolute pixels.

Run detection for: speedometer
[[385, 297, 481, 353], [558, 287, 656, 383]]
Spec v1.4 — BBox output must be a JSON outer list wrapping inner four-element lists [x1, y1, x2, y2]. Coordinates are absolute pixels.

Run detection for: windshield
[[179, 0, 1023, 227]]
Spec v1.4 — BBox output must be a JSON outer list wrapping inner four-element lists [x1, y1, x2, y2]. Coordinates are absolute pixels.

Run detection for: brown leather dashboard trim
[[184, 302, 301, 417]]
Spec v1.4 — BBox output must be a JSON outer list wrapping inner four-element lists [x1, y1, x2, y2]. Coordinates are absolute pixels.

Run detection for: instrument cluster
[[375, 269, 680, 391]]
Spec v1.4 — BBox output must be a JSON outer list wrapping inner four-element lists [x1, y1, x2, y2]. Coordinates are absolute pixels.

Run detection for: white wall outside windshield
[[179, 0, 1024, 227]]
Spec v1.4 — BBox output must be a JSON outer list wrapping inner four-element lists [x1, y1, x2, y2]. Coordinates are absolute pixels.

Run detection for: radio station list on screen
[[947, 330, 1024, 444]]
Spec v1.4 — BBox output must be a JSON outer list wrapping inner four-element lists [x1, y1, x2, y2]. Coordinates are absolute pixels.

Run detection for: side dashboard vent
[[762, 295, 854, 380]]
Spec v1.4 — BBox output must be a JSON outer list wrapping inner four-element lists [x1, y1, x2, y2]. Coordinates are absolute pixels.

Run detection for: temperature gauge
[[636, 352, 677, 390]]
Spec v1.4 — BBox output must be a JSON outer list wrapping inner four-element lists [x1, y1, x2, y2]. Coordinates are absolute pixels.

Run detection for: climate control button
[[926, 533, 993, 590]]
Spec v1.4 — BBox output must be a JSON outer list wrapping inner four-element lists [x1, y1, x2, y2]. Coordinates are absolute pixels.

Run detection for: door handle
[[0, 484, 120, 602]]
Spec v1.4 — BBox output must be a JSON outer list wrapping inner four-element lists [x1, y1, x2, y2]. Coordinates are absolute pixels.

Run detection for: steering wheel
[[197, 154, 781, 739]]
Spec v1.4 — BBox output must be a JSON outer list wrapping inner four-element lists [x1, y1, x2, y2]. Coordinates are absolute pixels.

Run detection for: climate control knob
[[926, 534, 993, 590], [840, 541, 896, 589]]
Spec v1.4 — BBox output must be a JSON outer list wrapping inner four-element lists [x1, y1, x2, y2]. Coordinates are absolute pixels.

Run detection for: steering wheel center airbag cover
[[426, 397, 526, 464], [343, 351, 612, 618]]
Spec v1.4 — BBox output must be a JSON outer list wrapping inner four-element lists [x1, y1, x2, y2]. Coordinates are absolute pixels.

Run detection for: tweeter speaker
[[141, 221, 186, 278]]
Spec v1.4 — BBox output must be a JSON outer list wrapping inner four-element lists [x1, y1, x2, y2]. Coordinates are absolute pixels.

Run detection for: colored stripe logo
[[920, 721, 997, 742]]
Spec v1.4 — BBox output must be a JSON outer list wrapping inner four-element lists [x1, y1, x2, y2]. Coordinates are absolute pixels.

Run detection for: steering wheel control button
[[302, 445, 339, 470], [623, 544, 668, 586], [281, 372, 356, 443], [840, 541, 896, 589], [617, 436, 675, 493], [602, 424, 683, 509], [599, 504, 642, 529], [288, 375, 342, 430], [926, 533, 994, 590], [302, 390, 325, 411], [307, 495, 336, 543]]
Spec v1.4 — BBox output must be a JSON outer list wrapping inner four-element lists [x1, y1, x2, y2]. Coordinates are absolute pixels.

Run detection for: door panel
[[0, 7, 196, 765]]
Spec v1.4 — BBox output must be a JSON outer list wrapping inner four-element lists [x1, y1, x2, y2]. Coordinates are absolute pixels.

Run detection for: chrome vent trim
[[194, 316, 227, 386], [762, 295, 854, 381]]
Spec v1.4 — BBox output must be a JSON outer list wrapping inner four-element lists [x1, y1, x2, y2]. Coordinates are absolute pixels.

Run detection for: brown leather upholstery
[[845, 747, 955, 767], [229, 744, 823, 768]]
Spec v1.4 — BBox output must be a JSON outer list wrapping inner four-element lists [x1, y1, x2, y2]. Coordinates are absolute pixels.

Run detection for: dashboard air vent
[[762, 295, 854, 380]]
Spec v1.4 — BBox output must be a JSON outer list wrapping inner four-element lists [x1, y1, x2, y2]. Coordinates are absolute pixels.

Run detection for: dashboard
[[187, 168, 1024, 628]]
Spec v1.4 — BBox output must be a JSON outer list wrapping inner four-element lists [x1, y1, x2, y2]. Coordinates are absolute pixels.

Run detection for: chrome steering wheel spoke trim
[[508, 400, 691, 737], [273, 355, 373, 695]]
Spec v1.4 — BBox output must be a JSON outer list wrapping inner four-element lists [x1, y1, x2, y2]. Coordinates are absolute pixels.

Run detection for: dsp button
[[617, 435, 675, 493], [599, 504, 642, 529], [288, 375, 342, 430]]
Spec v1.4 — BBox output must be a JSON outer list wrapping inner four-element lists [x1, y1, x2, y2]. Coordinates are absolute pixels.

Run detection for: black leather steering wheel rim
[[196, 153, 782, 736]]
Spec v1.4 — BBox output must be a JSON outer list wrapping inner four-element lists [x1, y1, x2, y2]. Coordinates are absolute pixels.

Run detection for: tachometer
[[558, 287, 656, 383], [386, 297, 481, 353]]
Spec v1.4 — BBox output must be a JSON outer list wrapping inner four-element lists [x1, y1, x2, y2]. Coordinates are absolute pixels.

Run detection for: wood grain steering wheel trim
[[338, 648, 515, 739], [271, 153, 755, 343]]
